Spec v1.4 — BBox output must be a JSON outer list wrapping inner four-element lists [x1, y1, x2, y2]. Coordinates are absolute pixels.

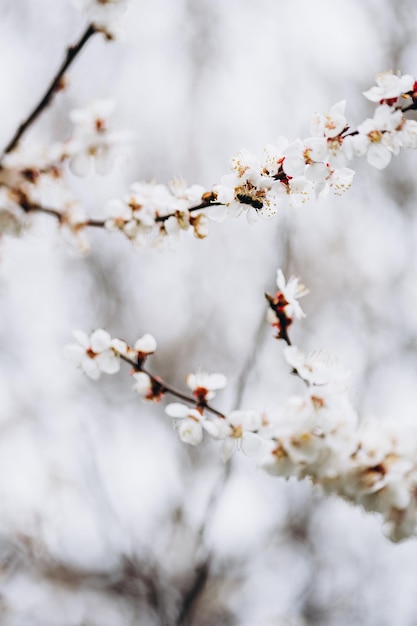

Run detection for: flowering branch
[[0, 24, 97, 161], [3, 69, 417, 252], [65, 330, 226, 420], [65, 267, 417, 543], [19, 194, 224, 231], [118, 353, 226, 419]]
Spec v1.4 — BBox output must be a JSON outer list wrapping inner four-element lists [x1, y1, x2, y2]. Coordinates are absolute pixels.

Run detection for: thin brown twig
[[19, 195, 225, 234], [1, 24, 97, 161], [264, 292, 292, 346], [155, 200, 223, 223], [84, 200, 224, 228], [119, 354, 226, 419]]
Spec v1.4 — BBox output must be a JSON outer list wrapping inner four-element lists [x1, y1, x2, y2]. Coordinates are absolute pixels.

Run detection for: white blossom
[[186, 370, 227, 401], [64, 329, 121, 380], [212, 149, 283, 223], [344, 105, 404, 169], [132, 372, 153, 398], [284, 346, 351, 388], [216, 410, 264, 461], [165, 403, 219, 446], [67, 100, 127, 176], [276, 268, 309, 319], [134, 333, 157, 355], [363, 71, 415, 103], [105, 181, 209, 246], [310, 101, 347, 139], [398, 119, 417, 149]]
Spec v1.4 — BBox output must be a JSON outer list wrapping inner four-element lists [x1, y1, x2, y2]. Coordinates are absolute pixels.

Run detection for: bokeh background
[[1, 0, 417, 624]]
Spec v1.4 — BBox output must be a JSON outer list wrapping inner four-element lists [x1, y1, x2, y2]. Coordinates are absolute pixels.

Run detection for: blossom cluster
[[101, 71, 417, 246], [105, 181, 211, 246], [65, 268, 417, 543], [64, 328, 157, 380], [2, 71, 417, 251], [0, 99, 128, 253], [260, 347, 417, 544]]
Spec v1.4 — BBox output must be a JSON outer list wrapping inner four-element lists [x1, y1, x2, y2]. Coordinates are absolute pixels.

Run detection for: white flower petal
[[82, 359, 101, 380], [132, 372, 152, 396], [178, 419, 203, 446], [96, 351, 120, 374], [69, 153, 92, 177], [367, 144, 392, 169], [165, 402, 190, 418], [202, 420, 221, 438], [241, 432, 264, 457], [207, 373, 227, 390], [246, 207, 260, 224], [276, 268, 286, 291], [222, 438, 236, 462], [95, 150, 114, 175], [90, 329, 112, 353], [110, 338, 128, 355], [207, 204, 228, 222], [134, 333, 157, 354]]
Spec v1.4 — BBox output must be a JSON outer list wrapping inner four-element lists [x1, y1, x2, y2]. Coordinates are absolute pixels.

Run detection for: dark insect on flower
[[236, 193, 263, 210]]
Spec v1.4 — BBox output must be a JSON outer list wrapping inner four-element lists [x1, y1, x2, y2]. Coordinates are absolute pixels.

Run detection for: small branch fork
[[0, 20, 224, 237], [0, 24, 97, 162]]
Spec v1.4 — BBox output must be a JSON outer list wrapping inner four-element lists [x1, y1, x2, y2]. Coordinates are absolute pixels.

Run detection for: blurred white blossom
[[64, 329, 121, 379]]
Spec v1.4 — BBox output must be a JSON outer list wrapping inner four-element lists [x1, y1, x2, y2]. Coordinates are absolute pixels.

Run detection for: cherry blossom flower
[[186, 370, 227, 402], [105, 181, 209, 246], [190, 213, 210, 239], [274, 268, 309, 318], [282, 137, 329, 178], [211, 149, 283, 223], [134, 333, 157, 355], [165, 403, 219, 446], [318, 165, 355, 197], [113, 333, 157, 366], [344, 105, 404, 169], [284, 346, 351, 388], [397, 118, 417, 149], [215, 410, 264, 461], [67, 100, 127, 176], [262, 137, 289, 177], [266, 269, 309, 340], [260, 438, 301, 478], [132, 372, 152, 398], [64, 329, 121, 380], [105, 192, 158, 243], [363, 71, 415, 104], [277, 268, 309, 318], [260, 385, 357, 480], [132, 372, 165, 401], [1, 141, 63, 173], [310, 101, 348, 139], [169, 180, 206, 205]]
